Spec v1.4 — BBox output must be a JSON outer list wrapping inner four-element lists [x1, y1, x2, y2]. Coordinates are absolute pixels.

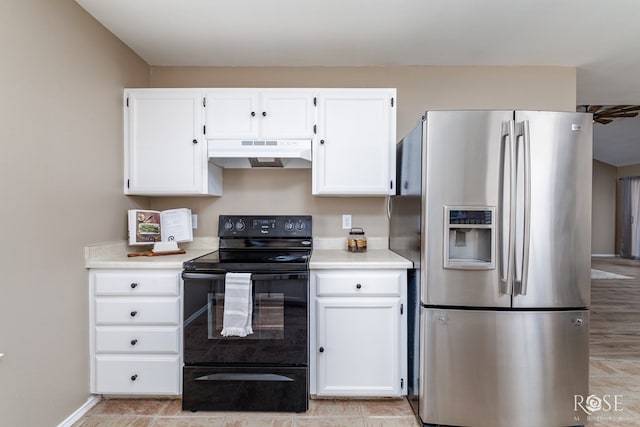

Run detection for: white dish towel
[[221, 272, 254, 337]]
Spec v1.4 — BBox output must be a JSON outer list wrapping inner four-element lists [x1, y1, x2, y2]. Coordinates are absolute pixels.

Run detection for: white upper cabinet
[[313, 89, 396, 196], [204, 89, 316, 140], [124, 89, 222, 196], [123, 87, 396, 196]]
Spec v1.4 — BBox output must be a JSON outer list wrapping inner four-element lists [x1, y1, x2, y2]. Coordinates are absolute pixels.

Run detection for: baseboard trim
[[57, 394, 101, 427], [592, 254, 617, 257]]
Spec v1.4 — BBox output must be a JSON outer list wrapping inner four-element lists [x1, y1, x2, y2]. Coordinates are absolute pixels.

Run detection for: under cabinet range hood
[[208, 139, 312, 168]]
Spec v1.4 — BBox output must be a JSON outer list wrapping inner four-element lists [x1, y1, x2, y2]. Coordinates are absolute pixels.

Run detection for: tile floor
[[72, 397, 420, 426], [74, 257, 640, 427], [71, 359, 640, 427]]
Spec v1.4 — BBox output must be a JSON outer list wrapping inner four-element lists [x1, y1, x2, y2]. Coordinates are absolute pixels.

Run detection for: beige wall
[[149, 66, 577, 238], [591, 162, 640, 256], [617, 164, 640, 178], [592, 160, 618, 254], [0, 1, 149, 426]]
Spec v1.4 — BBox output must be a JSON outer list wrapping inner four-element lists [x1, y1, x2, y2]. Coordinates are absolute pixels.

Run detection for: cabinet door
[[204, 89, 260, 139], [314, 89, 396, 195], [205, 89, 315, 140], [125, 90, 207, 195], [94, 355, 180, 395], [95, 297, 180, 325], [260, 89, 316, 139], [95, 326, 180, 354], [315, 297, 401, 396], [93, 270, 180, 296]]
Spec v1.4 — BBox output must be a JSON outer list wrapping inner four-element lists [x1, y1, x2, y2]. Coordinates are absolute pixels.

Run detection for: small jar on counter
[[347, 227, 367, 253]]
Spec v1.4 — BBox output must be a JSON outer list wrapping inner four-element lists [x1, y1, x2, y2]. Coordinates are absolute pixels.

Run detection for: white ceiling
[[75, 0, 640, 167]]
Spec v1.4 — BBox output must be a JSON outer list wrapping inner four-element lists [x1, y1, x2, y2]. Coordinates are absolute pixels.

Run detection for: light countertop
[[309, 237, 412, 269], [85, 238, 216, 269], [85, 237, 412, 270], [310, 249, 412, 269]]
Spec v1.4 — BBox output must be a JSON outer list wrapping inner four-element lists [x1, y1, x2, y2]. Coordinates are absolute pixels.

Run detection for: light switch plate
[[192, 214, 198, 229], [342, 214, 352, 230]]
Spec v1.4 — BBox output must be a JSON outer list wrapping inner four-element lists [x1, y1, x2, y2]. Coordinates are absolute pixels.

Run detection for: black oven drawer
[[182, 365, 308, 413]]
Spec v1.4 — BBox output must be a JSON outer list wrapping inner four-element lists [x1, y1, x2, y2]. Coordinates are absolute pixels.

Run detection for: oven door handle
[[182, 272, 309, 281], [195, 373, 295, 382]]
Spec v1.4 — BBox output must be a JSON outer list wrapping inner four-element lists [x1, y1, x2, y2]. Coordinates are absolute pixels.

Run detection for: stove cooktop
[[183, 215, 313, 273], [183, 249, 311, 272]]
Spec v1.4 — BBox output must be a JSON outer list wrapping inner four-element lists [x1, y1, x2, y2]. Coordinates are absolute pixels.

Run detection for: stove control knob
[[235, 220, 245, 231], [295, 221, 305, 231], [284, 221, 294, 231], [224, 220, 234, 231]]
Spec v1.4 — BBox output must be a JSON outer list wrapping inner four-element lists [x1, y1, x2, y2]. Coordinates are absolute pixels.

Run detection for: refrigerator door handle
[[518, 120, 532, 295], [499, 120, 516, 295]]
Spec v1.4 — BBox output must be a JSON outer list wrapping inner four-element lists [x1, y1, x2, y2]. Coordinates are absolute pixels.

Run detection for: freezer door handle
[[499, 120, 516, 295]]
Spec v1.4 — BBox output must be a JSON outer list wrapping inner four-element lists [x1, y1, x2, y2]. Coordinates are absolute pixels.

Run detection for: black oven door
[[182, 271, 308, 366]]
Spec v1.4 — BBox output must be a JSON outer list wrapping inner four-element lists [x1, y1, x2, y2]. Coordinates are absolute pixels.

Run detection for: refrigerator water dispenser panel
[[444, 206, 496, 270]]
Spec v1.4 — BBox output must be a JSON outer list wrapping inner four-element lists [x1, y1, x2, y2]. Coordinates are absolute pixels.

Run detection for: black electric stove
[[181, 215, 312, 413]]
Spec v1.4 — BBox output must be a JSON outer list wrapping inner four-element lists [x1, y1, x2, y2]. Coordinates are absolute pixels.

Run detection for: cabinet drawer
[[95, 297, 179, 325], [94, 355, 180, 395], [95, 326, 179, 354], [315, 271, 403, 296], [93, 270, 179, 296]]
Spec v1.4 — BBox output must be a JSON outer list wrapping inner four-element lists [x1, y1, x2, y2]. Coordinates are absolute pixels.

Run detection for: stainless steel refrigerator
[[390, 110, 592, 427]]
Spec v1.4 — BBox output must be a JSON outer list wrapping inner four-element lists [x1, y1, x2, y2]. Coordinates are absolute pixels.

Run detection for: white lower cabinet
[[89, 269, 182, 395], [310, 269, 407, 397], [95, 326, 179, 353], [95, 356, 180, 395]]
